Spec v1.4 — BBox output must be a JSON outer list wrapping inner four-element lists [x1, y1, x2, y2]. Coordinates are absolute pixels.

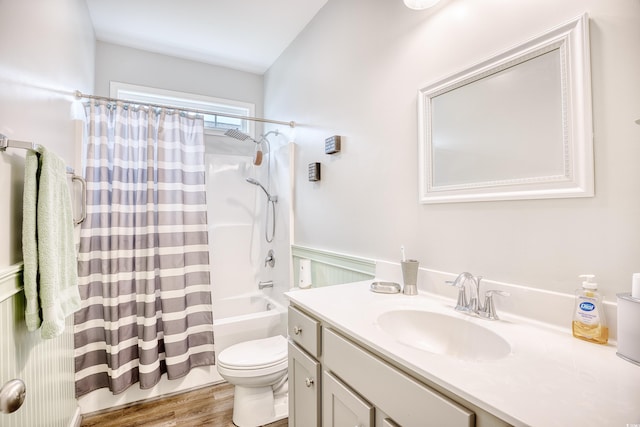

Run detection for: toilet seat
[[217, 335, 288, 377]]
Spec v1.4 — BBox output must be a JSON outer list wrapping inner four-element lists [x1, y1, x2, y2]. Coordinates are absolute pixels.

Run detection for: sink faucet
[[445, 272, 475, 313], [445, 272, 509, 320]]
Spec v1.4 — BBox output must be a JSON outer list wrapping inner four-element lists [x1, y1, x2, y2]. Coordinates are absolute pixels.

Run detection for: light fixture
[[404, 0, 440, 10], [403, 0, 441, 10]]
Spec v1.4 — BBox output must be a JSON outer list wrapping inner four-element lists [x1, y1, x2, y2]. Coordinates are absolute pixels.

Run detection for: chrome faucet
[[445, 272, 475, 313], [258, 280, 274, 290], [445, 272, 509, 320], [264, 249, 275, 268]]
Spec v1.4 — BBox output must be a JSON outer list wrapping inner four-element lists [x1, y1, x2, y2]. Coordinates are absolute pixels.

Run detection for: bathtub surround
[[74, 101, 214, 397]]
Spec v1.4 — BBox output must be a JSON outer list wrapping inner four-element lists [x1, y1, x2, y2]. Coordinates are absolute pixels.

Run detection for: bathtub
[[213, 293, 287, 356]]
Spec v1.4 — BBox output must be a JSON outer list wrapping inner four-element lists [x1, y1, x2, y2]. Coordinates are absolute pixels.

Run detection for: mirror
[[418, 14, 593, 204]]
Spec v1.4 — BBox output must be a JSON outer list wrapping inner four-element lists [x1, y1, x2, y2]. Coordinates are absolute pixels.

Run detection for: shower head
[[225, 128, 258, 143], [246, 177, 277, 202]]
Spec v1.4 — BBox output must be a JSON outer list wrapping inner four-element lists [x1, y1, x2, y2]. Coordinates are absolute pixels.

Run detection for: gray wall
[[265, 0, 640, 299]]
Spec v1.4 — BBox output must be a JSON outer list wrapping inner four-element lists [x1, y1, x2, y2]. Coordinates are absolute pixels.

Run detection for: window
[[110, 82, 255, 137]]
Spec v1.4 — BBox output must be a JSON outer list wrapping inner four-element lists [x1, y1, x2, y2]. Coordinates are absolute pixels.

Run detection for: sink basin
[[376, 310, 511, 361]]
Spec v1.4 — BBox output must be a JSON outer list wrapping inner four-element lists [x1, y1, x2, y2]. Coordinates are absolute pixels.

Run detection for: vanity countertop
[[285, 281, 640, 427]]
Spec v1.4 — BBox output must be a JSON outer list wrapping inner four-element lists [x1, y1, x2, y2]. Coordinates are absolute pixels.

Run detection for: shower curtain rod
[[74, 90, 296, 128]]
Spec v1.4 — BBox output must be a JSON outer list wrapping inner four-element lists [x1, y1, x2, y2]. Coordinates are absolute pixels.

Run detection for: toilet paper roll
[[299, 258, 312, 289]]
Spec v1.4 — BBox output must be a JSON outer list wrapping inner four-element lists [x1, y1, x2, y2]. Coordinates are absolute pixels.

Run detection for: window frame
[[109, 81, 256, 137]]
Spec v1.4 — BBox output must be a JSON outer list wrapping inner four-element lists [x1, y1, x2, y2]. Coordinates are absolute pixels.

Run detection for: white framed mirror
[[418, 14, 593, 204]]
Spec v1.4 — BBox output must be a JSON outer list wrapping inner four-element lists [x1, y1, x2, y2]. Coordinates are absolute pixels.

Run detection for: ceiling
[[85, 0, 328, 75]]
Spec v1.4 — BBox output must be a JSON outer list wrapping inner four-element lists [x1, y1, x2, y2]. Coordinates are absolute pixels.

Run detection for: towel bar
[[0, 133, 87, 225]]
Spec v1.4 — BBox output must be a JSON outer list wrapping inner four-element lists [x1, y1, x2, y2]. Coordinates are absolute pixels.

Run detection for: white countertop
[[286, 281, 640, 427]]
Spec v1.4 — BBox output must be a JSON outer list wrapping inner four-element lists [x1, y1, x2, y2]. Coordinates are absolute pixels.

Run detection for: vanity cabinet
[[288, 304, 477, 427], [288, 306, 322, 427], [288, 341, 321, 426], [323, 328, 473, 427]]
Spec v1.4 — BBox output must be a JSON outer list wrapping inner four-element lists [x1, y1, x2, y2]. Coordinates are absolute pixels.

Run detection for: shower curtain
[[74, 100, 215, 397]]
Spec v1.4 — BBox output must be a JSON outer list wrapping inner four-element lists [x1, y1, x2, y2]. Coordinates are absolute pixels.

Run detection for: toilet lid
[[218, 335, 287, 369]]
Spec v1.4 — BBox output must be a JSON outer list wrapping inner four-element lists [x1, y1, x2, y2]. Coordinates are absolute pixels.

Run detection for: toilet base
[[232, 385, 288, 427]]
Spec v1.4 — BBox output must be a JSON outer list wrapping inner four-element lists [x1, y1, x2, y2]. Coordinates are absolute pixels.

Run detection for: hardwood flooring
[[80, 382, 288, 427]]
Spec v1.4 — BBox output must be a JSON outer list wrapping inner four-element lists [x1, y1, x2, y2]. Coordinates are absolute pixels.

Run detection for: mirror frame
[[418, 14, 593, 204]]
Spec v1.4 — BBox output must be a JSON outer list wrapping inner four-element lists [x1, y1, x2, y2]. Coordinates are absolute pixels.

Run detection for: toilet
[[216, 335, 289, 427]]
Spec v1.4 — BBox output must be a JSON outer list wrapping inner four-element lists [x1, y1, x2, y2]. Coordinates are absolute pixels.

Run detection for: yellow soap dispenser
[[572, 274, 608, 344]]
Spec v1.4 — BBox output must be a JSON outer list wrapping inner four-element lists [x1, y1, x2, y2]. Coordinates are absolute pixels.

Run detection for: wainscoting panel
[[0, 264, 80, 427], [291, 245, 375, 288]]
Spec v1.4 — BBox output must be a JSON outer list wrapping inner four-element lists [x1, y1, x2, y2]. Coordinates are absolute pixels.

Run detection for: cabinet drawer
[[323, 328, 475, 427], [288, 305, 321, 357], [288, 341, 321, 427], [323, 370, 374, 427]]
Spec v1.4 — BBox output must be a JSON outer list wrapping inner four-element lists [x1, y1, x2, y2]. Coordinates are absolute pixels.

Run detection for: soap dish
[[370, 281, 401, 294]]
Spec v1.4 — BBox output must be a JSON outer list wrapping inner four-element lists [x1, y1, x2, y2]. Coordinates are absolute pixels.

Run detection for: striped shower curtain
[[74, 100, 215, 397]]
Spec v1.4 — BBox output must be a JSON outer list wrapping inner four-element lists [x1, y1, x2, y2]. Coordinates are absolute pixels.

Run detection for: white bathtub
[[213, 293, 287, 356]]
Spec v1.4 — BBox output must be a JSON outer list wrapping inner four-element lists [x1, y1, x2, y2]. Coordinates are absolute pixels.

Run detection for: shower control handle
[[305, 377, 314, 387], [293, 326, 302, 335], [264, 249, 275, 268]]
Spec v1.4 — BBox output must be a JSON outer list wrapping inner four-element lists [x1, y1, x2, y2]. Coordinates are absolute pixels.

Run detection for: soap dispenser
[[572, 274, 608, 344]]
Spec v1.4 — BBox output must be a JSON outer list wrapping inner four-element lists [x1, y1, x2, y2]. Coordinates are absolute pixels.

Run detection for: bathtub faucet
[[258, 280, 274, 290]]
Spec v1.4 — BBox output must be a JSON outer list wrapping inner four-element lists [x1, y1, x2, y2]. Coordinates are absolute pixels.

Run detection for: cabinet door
[[322, 370, 374, 427], [288, 341, 321, 427]]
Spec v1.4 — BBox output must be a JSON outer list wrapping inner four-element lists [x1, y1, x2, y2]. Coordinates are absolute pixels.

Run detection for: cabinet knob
[[293, 326, 302, 335], [305, 377, 314, 387]]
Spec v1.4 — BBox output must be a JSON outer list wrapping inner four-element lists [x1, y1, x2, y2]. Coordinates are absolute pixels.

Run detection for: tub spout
[[258, 280, 274, 290]]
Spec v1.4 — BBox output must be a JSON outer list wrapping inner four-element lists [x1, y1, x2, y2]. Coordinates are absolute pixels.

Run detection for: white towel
[[22, 148, 81, 339]]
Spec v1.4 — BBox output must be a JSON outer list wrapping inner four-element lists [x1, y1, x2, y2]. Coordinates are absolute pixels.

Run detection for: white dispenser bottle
[[572, 274, 608, 344]]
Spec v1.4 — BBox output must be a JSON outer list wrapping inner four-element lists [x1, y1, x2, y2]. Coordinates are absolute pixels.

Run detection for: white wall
[[0, 1, 95, 267], [94, 41, 264, 121], [264, 0, 640, 299], [0, 1, 95, 425]]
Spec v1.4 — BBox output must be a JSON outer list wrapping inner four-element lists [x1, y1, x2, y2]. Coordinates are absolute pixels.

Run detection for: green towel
[[23, 151, 40, 331], [22, 148, 81, 339]]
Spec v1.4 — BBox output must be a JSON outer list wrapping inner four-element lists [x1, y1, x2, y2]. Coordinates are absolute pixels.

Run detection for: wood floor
[[80, 382, 288, 427]]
